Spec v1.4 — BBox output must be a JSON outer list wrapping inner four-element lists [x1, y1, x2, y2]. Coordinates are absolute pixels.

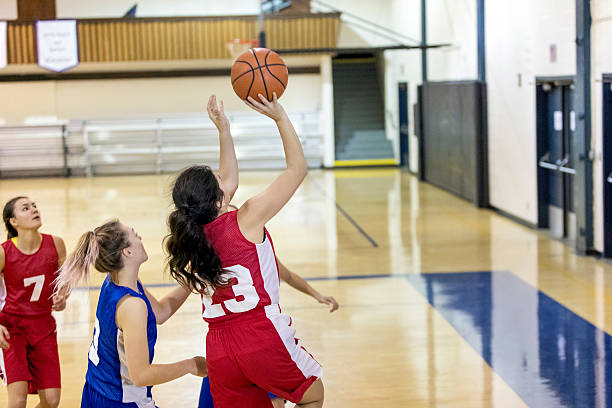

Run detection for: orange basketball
[[230, 48, 288, 102]]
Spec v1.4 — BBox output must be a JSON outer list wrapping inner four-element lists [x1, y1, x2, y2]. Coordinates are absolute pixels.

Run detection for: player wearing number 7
[[0, 196, 67, 408], [165, 94, 324, 407]]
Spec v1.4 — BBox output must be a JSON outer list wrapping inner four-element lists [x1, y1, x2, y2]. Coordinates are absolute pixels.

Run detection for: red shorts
[[0, 312, 61, 393], [206, 305, 322, 408]]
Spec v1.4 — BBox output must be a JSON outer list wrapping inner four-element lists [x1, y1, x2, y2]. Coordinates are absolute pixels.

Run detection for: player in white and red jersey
[[165, 94, 324, 407], [0, 196, 67, 408]]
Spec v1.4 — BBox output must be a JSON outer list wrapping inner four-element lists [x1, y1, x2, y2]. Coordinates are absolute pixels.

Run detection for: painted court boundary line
[[73, 271, 496, 291]]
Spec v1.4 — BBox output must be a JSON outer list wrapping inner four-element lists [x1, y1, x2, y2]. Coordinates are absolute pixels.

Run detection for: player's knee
[[8, 396, 27, 408], [39, 393, 61, 408]]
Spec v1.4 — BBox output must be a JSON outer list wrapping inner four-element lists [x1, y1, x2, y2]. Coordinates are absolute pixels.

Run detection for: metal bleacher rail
[[0, 112, 323, 178]]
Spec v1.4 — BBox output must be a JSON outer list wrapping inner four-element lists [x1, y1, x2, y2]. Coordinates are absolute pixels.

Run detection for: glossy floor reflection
[[407, 271, 612, 408], [0, 169, 611, 407]]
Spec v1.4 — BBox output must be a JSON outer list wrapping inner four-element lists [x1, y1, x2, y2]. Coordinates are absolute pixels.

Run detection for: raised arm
[[207, 95, 238, 208], [116, 296, 207, 387], [278, 260, 339, 312], [238, 93, 307, 242], [141, 284, 191, 325]]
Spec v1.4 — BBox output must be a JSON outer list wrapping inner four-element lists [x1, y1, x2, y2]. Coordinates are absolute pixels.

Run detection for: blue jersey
[[82, 277, 157, 407]]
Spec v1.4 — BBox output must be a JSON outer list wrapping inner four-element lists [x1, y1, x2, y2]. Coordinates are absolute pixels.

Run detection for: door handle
[[608, 172, 612, 184], [538, 153, 558, 171]]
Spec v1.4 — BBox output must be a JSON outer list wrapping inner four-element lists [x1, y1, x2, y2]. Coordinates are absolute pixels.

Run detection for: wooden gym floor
[[1, 168, 611, 407]]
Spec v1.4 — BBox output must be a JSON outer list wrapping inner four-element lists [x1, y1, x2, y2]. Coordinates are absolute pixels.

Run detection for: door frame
[[602, 74, 612, 257], [535, 76, 575, 230]]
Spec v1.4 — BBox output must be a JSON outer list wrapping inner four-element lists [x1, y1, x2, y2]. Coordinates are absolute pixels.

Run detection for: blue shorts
[[199, 376, 278, 408], [82, 382, 158, 408]]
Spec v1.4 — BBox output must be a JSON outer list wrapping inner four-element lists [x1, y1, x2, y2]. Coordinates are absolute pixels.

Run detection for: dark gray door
[[537, 82, 576, 242]]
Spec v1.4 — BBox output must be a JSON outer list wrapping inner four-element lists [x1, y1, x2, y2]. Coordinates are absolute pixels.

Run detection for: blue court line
[[309, 180, 378, 248], [71, 272, 401, 291], [334, 202, 379, 248], [405, 271, 612, 408], [72, 271, 502, 291]]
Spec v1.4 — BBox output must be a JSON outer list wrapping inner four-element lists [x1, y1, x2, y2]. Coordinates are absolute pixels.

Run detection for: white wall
[[591, 0, 612, 252], [427, 0, 477, 81], [56, 0, 259, 18], [384, 0, 421, 170], [486, 0, 575, 224]]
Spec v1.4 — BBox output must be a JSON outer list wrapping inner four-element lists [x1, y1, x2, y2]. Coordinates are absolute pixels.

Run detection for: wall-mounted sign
[[37, 20, 78, 72]]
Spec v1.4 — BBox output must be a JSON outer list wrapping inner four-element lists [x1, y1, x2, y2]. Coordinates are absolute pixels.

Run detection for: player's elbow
[[131, 372, 149, 388], [289, 162, 308, 181]]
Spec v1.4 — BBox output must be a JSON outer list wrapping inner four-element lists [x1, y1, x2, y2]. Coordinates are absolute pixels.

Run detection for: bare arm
[[141, 284, 191, 325], [0, 247, 8, 349], [278, 260, 339, 312], [52, 236, 68, 311], [207, 95, 238, 208], [116, 296, 207, 387], [238, 93, 307, 242]]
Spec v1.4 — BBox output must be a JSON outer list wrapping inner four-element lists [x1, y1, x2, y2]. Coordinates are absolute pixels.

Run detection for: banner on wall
[[36, 20, 78, 72], [0, 22, 6, 70]]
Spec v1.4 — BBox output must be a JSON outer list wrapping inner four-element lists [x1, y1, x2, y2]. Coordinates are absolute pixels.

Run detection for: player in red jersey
[[165, 94, 324, 407], [0, 196, 67, 408]]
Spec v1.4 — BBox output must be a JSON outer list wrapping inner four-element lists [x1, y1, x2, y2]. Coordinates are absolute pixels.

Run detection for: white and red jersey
[[202, 210, 280, 324]]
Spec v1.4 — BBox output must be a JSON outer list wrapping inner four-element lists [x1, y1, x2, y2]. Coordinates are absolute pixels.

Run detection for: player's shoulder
[[50, 235, 65, 250]]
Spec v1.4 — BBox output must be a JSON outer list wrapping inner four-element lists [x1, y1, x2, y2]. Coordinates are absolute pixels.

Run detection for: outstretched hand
[[245, 93, 287, 122], [207, 94, 230, 131], [316, 294, 339, 312]]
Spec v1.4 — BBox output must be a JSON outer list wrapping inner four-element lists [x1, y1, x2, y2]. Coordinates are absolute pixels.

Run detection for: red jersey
[[202, 210, 280, 324], [0, 234, 59, 317]]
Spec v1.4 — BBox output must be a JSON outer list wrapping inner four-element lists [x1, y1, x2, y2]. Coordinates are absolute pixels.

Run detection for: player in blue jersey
[[55, 219, 207, 407]]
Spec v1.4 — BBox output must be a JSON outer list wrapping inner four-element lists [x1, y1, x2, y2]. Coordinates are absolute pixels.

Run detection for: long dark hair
[[3, 196, 27, 239], [165, 166, 226, 293]]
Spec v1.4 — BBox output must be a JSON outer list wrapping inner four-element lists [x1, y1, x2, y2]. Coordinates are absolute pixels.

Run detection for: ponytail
[[54, 231, 98, 296], [165, 208, 226, 293], [165, 166, 226, 293], [54, 220, 130, 296]]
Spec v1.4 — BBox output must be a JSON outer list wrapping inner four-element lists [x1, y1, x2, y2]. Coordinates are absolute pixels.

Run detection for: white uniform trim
[[117, 330, 156, 408], [0, 276, 6, 312], [265, 305, 322, 379], [256, 237, 280, 305]]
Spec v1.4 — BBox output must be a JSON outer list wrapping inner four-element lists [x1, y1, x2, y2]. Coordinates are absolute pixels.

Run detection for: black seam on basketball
[[252, 51, 269, 101], [264, 57, 287, 90], [243, 52, 256, 99], [231, 60, 255, 85], [231, 64, 286, 84], [264, 50, 287, 90]]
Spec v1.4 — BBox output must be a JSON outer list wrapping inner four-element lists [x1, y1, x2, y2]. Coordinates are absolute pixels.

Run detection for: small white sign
[[570, 110, 576, 132], [554, 111, 563, 131], [37, 20, 78, 72], [0, 22, 6, 70]]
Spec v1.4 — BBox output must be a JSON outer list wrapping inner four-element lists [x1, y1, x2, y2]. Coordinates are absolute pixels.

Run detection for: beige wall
[[0, 73, 321, 124]]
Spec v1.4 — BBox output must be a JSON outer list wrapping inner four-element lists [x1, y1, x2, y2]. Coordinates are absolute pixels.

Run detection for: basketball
[[230, 48, 288, 101]]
